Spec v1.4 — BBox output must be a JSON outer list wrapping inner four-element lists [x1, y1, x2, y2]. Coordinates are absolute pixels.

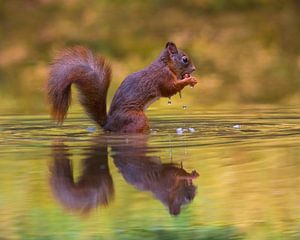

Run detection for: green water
[[0, 107, 299, 240]]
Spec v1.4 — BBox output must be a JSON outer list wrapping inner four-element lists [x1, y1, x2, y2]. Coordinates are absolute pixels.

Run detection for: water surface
[[0, 107, 299, 240]]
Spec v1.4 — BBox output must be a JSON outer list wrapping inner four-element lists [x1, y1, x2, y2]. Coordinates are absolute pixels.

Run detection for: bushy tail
[[47, 46, 111, 126]]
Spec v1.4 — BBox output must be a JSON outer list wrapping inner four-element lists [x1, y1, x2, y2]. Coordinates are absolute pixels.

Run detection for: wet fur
[[47, 42, 196, 133]]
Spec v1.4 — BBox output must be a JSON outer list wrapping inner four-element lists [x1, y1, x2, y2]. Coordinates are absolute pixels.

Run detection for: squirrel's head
[[165, 42, 196, 79]]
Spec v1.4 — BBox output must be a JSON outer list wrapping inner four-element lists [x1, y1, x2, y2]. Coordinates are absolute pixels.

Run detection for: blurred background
[[0, 0, 299, 114]]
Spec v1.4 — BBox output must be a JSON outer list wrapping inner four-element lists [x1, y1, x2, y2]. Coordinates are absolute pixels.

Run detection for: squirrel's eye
[[182, 56, 189, 64]]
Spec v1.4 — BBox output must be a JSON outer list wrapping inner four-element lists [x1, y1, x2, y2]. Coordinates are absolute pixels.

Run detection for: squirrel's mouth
[[181, 73, 191, 80]]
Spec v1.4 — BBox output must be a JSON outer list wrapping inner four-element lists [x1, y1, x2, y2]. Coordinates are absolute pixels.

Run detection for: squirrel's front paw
[[186, 77, 197, 87]]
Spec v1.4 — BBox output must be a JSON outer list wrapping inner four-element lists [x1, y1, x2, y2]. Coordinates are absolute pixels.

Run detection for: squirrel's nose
[[191, 66, 196, 72]]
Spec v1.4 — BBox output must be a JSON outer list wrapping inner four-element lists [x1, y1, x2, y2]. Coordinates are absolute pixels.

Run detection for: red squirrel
[[47, 42, 197, 133]]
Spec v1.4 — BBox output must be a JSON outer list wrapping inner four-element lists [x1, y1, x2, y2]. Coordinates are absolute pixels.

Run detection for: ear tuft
[[166, 42, 178, 54]]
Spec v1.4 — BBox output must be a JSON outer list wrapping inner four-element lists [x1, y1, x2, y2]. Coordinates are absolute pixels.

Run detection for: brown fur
[[47, 42, 196, 133], [48, 47, 111, 126]]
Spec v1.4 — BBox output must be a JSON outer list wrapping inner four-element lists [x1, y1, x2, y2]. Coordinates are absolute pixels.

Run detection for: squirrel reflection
[[111, 136, 199, 216], [49, 141, 114, 215], [49, 136, 199, 216]]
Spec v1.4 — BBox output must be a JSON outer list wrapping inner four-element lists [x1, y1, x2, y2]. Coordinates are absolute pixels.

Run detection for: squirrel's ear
[[166, 42, 178, 54]]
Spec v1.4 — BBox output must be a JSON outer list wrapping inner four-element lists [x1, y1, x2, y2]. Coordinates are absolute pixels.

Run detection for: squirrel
[[47, 42, 197, 133]]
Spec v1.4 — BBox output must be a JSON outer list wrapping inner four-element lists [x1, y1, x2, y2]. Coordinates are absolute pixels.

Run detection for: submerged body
[[48, 42, 197, 133]]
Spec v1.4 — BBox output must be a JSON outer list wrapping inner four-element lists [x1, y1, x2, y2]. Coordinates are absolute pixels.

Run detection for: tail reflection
[[49, 141, 114, 215], [111, 136, 199, 216], [49, 135, 199, 216]]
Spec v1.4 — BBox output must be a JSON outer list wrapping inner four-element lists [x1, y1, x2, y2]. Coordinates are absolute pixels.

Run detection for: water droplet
[[188, 127, 196, 133], [190, 85, 194, 88], [176, 128, 184, 135], [150, 129, 158, 134], [86, 126, 96, 132], [233, 124, 241, 129], [182, 105, 187, 110]]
